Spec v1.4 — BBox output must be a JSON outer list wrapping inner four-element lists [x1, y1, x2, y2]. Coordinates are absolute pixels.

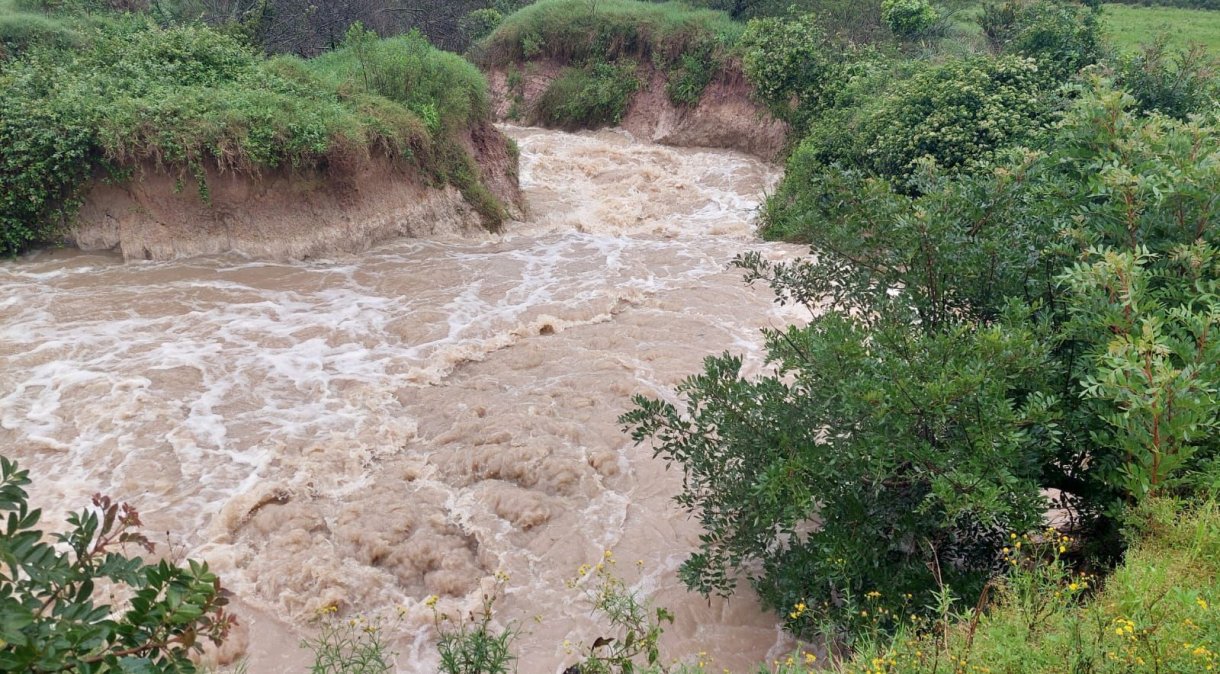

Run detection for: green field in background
[[1103, 3, 1220, 51]]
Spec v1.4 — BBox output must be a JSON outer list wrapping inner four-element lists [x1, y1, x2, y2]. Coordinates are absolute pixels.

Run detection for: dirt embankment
[[69, 123, 524, 262], [486, 61, 789, 161]]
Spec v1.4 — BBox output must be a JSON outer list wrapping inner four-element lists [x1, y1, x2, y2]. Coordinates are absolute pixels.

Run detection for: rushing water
[[0, 127, 805, 672]]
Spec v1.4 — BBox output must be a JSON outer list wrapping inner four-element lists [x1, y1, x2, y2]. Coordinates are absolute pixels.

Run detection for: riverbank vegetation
[[475, 0, 744, 123], [0, 2, 508, 256], [616, 0, 1220, 669]]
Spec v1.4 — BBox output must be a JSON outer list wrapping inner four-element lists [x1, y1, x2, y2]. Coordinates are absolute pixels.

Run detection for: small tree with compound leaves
[[0, 456, 235, 673]]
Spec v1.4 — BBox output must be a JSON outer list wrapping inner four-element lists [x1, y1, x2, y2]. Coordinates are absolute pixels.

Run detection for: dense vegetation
[[835, 498, 1220, 674], [616, 1, 1220, 667], [0, 4, 507, 256]]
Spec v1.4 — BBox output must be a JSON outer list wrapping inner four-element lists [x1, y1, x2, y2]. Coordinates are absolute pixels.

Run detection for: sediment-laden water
[[0, 127, 803, 672]]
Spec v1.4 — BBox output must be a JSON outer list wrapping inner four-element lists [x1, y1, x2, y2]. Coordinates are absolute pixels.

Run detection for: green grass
[[934, 2, 1220, 53], [306, 29, 490, 133], [824, 499, 1220, 674], [0, 0, 102, 58], [1104, 4, 1220, 52]]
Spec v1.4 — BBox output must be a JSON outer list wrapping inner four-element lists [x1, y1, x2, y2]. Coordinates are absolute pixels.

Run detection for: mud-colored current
[[0, 127, 803, 672]]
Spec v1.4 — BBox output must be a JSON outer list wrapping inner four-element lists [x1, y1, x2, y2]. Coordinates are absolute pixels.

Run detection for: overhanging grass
[[475, 0, 743, 69], [1103, 3, 1220, 52]]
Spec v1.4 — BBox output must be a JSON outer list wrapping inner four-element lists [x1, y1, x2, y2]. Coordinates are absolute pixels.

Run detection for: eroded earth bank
[[0, 127, 801, 672]]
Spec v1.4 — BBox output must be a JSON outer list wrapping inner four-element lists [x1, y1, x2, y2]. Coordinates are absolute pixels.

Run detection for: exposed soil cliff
[[69, 124, 523, 262], [487, 61, 789, 161]]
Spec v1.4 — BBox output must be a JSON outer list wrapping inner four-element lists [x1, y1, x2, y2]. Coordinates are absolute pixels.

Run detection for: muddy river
[[0, 127, 804, 672]]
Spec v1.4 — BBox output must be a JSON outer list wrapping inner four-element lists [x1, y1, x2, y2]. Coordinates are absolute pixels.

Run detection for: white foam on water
[[0, 127, 804, 672]]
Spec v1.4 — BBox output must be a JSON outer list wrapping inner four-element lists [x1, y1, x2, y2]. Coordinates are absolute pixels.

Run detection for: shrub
[[477, 0, 742, 69], [881, 0, 937, 37], [980, 0, 1102, 81], [664, 39, 718, 106], [634, 81, 1220, 636], [460, 7, 503, 44], [0, 456, 235, 672], [0, 64, 97, 254], [309, 25, 490, 133], [837, 499, 1220, 674], [478, 0, 739, 112], [739, 13, 856, 130], [1114, 35, 1220, 119], [1060, 245, 1220, 501], [532, 60, 640, 130], [622, 295, 1057, 633], [863, 55, 1051, 185]]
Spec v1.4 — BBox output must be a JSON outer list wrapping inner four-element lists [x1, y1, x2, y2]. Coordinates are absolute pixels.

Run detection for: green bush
[[980, 0, 1103, 81], [532, 60, 640, 130], [460, 7, 503, 44], [664, 38, 718, 106], [0, 456, 235, 672], [477, 0, 741, 68], [863, 55, 1051, 184], [478, 0, 739, 110], [1114, 35, 1219, 119], [779, 53, 1055, 194], [836, 499, 1220, 674], [881, 0, 937, 37], [309, 25, 490, 133], [740, 13, 859, 131]]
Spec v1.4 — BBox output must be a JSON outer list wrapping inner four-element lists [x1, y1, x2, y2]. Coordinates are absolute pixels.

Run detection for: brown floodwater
[[0, 127, 806, 672]]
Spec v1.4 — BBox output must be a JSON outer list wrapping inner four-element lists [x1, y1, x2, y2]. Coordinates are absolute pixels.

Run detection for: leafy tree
[[0, 456, 235, 672], [862, 55, 1051, 185], [459, 7, 503, 43]]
